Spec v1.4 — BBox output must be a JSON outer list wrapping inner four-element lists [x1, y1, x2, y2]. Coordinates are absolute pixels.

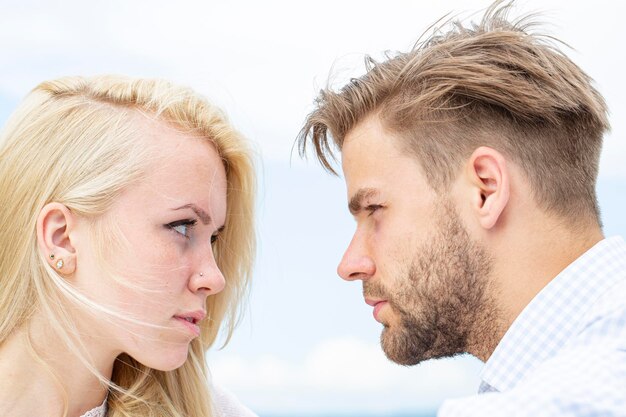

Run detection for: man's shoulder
[[564, 236, 626, 346], [437, 241, 626, 417], [571, 277, 626, 347], [439, 340, 626, 417]]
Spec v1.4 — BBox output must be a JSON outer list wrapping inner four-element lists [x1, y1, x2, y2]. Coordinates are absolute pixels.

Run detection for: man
[[298, 2, 626, 416]]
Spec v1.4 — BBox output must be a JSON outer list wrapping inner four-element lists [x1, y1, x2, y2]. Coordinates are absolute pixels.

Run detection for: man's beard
[[364, 203, 496, 365]]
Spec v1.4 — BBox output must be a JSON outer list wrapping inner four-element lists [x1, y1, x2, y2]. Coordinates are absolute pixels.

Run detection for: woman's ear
[[37, 202, 77, 275], [466, 146, 510, 230]]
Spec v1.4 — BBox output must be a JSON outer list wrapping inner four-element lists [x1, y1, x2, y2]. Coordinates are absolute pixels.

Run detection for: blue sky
[[1, 1, 624, 415]]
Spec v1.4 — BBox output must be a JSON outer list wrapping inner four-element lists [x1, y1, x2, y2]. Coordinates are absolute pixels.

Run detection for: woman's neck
[[0, 315, 115, 417]]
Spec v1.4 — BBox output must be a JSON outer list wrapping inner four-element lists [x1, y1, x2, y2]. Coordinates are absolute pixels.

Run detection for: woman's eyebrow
[[171, 203, 211, 225]]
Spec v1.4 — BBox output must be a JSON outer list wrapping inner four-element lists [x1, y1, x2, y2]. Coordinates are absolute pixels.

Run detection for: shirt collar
[[479, 236, 626, 392]]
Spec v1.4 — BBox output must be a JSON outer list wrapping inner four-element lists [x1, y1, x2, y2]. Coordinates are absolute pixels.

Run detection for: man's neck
[[473, 219, 604, 362]]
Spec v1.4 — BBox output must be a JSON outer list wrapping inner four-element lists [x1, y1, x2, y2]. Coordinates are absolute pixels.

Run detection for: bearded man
[[298, 2, 626, 416]]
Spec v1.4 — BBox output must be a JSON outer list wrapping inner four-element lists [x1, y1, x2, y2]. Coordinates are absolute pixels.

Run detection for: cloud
[[210, 336, 482, 414], [1, 0, 624, 170]]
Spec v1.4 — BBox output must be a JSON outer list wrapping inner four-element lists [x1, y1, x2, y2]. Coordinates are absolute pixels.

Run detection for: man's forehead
[[343, 114, 387, 147], [341, 118, 411, 182], [341, 117, 436, 208]]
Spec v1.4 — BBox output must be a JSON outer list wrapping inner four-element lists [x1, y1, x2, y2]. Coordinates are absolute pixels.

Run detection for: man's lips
[[365, 298, 381, 307], [365, 298, 388, 321]]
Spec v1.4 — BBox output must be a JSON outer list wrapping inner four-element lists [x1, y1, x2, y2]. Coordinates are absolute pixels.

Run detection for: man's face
[[339, 115, 494, 365]]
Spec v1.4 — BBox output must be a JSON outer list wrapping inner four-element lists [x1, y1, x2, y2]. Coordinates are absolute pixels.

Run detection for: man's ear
[[37, 202, 77, 275], [465, 146, 510, 230]]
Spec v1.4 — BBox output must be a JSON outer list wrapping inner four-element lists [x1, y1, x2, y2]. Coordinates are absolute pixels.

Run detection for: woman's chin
[[131, 346, 190, 372]]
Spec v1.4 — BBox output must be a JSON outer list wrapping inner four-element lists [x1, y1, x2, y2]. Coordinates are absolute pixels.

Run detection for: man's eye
[[167, 219, 197, 238], [366, 204, 383, 216], [211, 227, 224, 246]]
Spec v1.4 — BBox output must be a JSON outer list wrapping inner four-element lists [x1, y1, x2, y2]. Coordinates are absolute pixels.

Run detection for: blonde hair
[[0, 75, 256, 416], [298, 1, 609, 223]]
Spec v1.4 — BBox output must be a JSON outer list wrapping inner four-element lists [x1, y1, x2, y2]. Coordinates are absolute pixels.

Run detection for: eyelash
[[166, 219, 197, 239], [365, 204, 383, 216], [167, 219, 221, 245]]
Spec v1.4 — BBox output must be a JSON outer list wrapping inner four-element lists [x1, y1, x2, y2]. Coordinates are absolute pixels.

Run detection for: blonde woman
[[0, 75, 258, 417]]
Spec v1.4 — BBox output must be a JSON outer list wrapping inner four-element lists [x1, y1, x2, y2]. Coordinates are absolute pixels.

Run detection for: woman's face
[[72, 119, 228, 371]]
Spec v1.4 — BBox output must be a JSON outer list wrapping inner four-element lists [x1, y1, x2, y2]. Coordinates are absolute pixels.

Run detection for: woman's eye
[[174, 224, 189, 236], [167, 219, 197, 238]]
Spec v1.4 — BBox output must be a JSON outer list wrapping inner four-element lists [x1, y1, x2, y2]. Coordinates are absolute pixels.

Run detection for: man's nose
[[337, 232, 376, 281]]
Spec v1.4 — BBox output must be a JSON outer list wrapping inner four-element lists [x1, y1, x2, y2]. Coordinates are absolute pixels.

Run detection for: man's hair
[[298, 1, 609, 222]]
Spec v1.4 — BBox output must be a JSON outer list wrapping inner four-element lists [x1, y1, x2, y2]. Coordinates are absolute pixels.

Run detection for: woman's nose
[[190, 246, 226, 295]]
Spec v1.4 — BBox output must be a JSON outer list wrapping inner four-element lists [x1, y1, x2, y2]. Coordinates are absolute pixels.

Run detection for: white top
[[212, 385, 258, 417], [439, 236, 626, 417], [79, 384, 257, 417], [79, 398, 106, 417]]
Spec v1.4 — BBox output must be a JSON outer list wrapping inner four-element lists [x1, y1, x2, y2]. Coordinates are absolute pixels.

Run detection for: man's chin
[[381, 326, 420, 366], [380, 325, 453, 366]]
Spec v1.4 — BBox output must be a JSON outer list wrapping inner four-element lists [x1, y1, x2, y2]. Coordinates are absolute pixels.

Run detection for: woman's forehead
[[114, 122, 227, 221]]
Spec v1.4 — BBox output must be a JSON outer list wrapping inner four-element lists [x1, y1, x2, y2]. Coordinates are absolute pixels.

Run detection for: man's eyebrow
[[172, 203, 211, 225], [348, 188, 380, 216]]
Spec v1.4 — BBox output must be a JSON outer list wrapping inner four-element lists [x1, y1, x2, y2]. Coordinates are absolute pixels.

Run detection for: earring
[[199, 272, 204, 277], [55, 259, 64, 270], [49, 253, 55, 260]]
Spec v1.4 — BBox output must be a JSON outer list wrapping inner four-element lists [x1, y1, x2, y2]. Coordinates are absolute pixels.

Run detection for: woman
[[0, 75, 257, 417]]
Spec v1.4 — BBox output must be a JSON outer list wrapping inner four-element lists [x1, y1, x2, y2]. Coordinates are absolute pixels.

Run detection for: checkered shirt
[[439, 236, 626, 417]]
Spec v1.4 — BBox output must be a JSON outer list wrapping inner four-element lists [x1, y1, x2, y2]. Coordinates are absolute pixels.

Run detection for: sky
[[0, 1, 624, 416]]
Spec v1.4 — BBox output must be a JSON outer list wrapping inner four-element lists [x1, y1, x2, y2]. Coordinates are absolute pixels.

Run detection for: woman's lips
[[174, 316, 201, 337]]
